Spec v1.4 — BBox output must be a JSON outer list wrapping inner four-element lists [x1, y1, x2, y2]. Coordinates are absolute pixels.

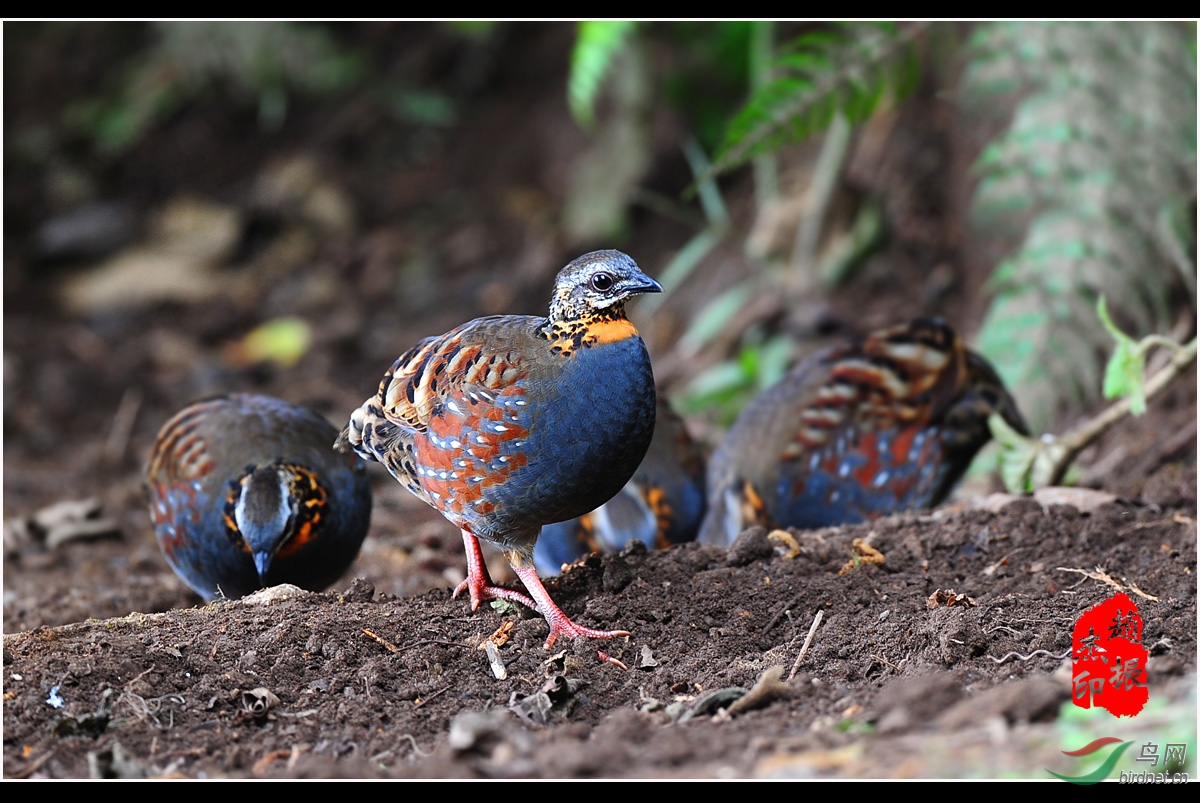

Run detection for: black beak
[[624, 274, 663, 295]]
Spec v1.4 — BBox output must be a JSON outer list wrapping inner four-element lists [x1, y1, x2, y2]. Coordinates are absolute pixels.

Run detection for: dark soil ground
[[3, 23, 1196, 779]]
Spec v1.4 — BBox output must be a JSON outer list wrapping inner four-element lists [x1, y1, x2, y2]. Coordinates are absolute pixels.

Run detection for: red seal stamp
[[1071, 592, 1149, 717]]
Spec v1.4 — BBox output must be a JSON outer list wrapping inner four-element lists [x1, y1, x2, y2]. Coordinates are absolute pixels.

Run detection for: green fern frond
[[569, 21, 638, 129], [967, 21, 1196, 431], [708, 21, 926, 179]]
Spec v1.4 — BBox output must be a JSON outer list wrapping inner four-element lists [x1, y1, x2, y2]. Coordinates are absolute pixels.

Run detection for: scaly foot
[[453, 531, 538, 611], [511, 563, 630, 649]]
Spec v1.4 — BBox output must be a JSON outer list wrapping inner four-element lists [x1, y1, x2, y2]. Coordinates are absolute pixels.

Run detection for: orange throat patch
[[584, 318, 638, 345], [546, 316, 640, 357]]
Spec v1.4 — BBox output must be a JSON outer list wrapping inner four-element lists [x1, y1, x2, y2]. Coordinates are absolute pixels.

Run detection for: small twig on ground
[[1055, 567, 1160, 601], [869, 654, 902, 673], [395, 733, 434, 759], [765, 594, 803, 635], [414, 686, 450, 707], [12, 750, 55, 779], [123, 665, 157, 687], [362, 628, 400, 654], [1118, 518, 1192, 537], [989, 649, 1071, 665], [788, 609, 824, 682]]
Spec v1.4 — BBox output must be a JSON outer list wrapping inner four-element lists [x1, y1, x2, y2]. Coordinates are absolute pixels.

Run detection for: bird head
[[225, 463, 314, 584], [549, 250, 662, 322]]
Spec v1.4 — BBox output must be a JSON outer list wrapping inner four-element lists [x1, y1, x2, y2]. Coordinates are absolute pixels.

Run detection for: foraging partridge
[[146, 393, 373, 599], [534, 398, 706, 575], [338, 250, 661, 648], [699, 318, 1028, 546]]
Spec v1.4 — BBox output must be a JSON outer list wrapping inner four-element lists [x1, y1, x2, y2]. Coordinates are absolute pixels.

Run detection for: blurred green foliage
[[990, 295, 1196, 494], [568, 21, 919, 169], [676, 334, 793, 426], [238, 316, 313, 369], [573, 22, 1196, 441], [565, 21, 925, 421], [568, 21, 754, 150], [64, 22, 369, 153], [968, 21, 1197, 432], [708, 21, 923, 181], [569, 21, 639, 129], [32, 21, 481, 163], [649, 23, 925, 421]]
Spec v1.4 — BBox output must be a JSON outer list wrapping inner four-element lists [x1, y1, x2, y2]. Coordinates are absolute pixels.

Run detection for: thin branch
[[1048, 337, 1196, 485], [788, 609, 825, 682]]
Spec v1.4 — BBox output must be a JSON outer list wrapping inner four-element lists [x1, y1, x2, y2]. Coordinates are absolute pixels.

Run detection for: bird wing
[[780, 318, 966, 462], [699, 319, 969, 545], [376, 318, 533, 432], [342, 317, 542, 522]]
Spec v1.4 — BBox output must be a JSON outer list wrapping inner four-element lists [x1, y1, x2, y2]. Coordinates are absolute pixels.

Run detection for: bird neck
[[540, 304, 640, 358], [547, 290, 628, 325]]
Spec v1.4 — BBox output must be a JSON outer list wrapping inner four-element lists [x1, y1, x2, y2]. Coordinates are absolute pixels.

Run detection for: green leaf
[[680, 283, 753, 354], [569, 21, 638, 129], [239, 316, 313, 368], [489, 599, 520, 617], [989, 412, 1070, 493], [756, 335, 794, 390], [710, 22, 926, 178], [1097, 296, 1148, 415]]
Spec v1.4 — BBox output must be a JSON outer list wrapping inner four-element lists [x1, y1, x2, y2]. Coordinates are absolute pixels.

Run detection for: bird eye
[[590, 272, 614, 292]]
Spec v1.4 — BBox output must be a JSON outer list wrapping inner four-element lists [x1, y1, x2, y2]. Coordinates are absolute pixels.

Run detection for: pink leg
[[510, 562, 631, 649], [452, 530, 537, 611]]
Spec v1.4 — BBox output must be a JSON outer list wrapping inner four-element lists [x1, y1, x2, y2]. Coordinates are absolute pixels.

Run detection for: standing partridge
[[146, 393, 373, 599], [534, 398, 706, 575], [699, 318, 1028, 546], [338, 250, 661, 648]]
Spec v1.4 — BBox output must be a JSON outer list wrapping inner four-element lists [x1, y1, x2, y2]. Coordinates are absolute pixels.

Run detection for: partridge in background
[[534, 398, 706, 575], [699, 318, 1028, 546], [146, 393, 373, 599], [339, 250, 661, 648]]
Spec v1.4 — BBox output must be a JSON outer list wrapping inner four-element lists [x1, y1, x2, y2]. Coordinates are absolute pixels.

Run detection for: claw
[[598, 651, 629, 670], [510, 563, 630, 649]]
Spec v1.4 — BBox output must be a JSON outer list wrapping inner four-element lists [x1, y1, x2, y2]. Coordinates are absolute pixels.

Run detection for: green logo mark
[[1046, 737, 1135, 784]]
